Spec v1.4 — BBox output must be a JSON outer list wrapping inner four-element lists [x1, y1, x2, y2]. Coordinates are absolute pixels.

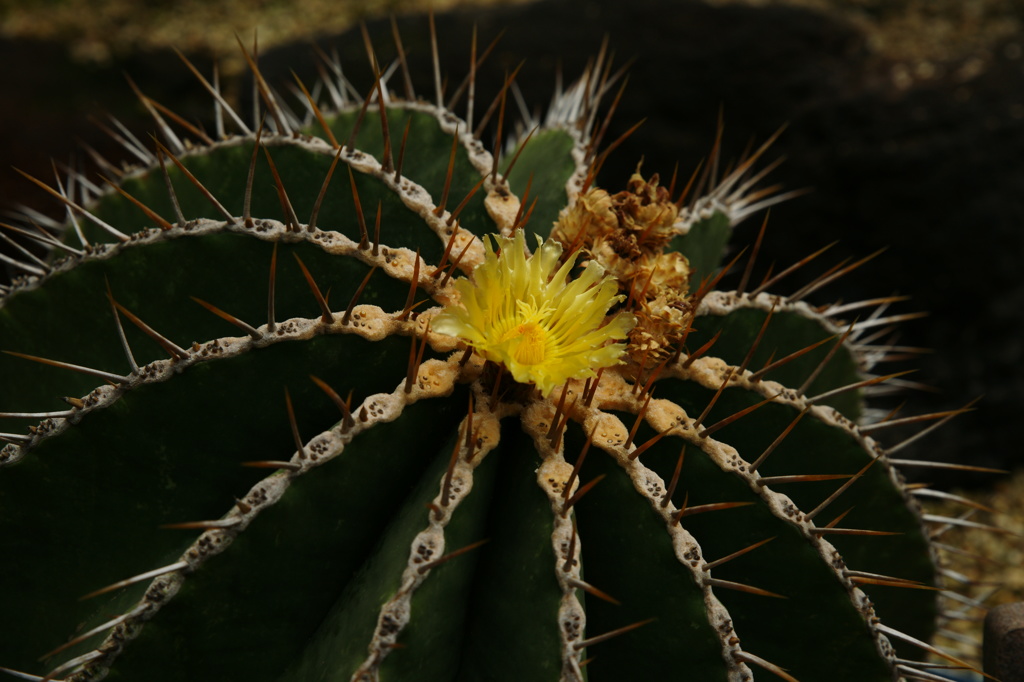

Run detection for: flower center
[[503, 322, 548, 365]]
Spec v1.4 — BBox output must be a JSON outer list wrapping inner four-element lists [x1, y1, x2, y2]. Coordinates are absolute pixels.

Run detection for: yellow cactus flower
[[433, 231, 635, 397]]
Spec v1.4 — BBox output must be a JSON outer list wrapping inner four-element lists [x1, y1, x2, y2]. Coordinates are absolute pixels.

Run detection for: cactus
[[0, 23, 997, 682]]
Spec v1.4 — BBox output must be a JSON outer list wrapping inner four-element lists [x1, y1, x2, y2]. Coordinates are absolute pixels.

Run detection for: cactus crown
[[0, 18, 998, 682]]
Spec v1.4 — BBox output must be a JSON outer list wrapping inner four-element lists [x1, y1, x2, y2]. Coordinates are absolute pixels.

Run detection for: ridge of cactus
[[0, 20, 1006, 682]]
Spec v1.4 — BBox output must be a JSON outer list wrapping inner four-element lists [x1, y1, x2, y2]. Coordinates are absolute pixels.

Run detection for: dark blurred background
[[1, 0, 1021, 487]]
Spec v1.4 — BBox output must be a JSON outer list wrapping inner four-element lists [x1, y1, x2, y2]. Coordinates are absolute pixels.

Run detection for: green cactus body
[[0, 25, 982, 682]]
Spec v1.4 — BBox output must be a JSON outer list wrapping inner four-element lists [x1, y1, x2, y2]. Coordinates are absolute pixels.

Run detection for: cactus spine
[[0, 22, 994, 682]]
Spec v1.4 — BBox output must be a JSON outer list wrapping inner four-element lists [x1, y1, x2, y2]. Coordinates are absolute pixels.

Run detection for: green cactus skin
[[0, 24, 992, 682]]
